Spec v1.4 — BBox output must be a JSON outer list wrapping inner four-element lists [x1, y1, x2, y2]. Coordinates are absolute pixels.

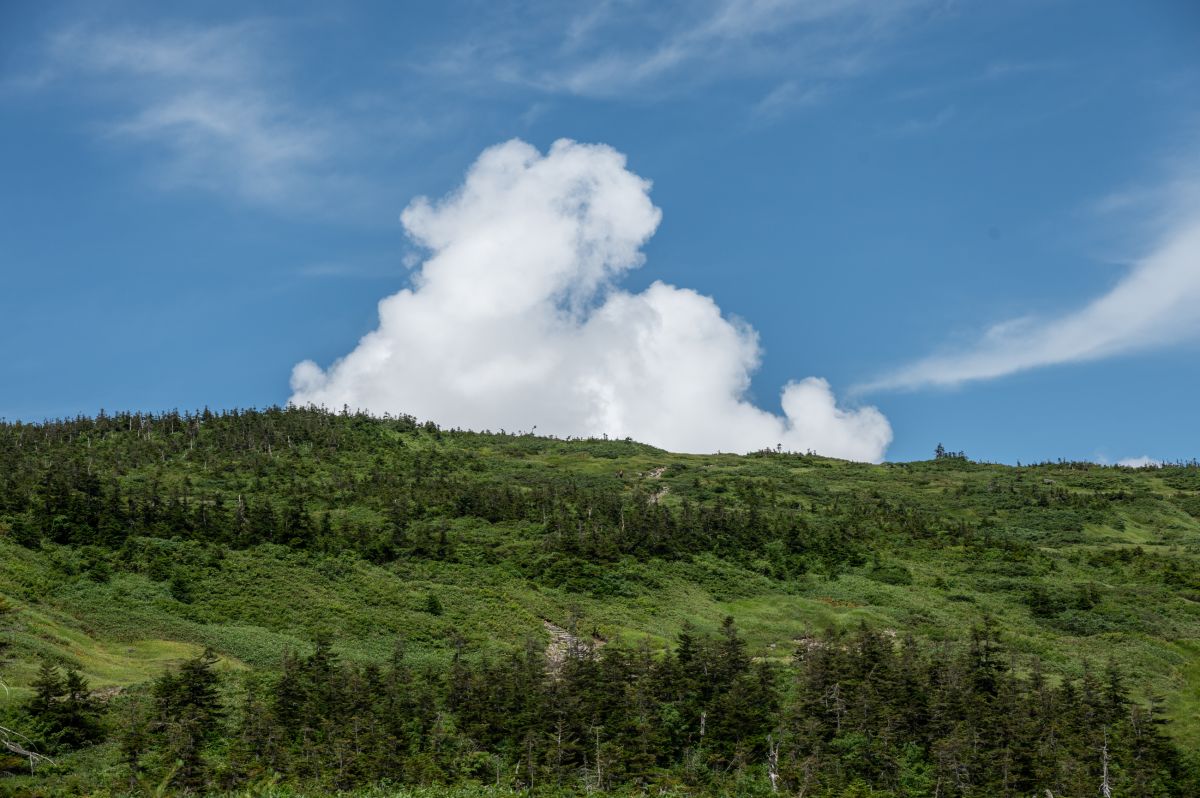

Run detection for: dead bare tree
[[766, 732, 781, 793], [0, 725, 54, 773], [794, 753, 818, 798], [1100, 731, 1113, 798], [822, 682, 846, 732]]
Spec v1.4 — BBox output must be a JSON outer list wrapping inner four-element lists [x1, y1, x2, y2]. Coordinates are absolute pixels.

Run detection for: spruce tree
[[152, 648, 224, 790], [27, 659, 64, 721]]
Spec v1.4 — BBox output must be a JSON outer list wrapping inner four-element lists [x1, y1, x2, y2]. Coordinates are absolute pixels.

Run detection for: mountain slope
[[0, 407, 1197, 793]]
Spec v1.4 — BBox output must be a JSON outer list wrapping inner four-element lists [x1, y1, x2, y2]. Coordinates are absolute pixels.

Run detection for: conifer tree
[[26, 660, 64, 722], [152, 648, 224, 789]]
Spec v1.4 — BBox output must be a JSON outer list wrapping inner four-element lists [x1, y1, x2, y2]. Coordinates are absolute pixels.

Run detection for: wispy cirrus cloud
[[424, 0, 935, 102], [49, 20, 266, 81], [20, 2, 938, 214], [891, 58, 1068, 103], [751, 80, 829, 121], [41, 22, 347, 213], [891, 105, 954, 136], [860, 165, 1200, 392], [25, 21, 423, 218]]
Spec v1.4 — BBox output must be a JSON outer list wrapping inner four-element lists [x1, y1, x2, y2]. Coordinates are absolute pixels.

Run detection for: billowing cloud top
[[291, 139, 891, 461]]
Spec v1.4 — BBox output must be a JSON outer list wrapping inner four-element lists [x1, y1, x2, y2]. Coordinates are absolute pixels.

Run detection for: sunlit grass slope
[[0, 409, 1197, 750]]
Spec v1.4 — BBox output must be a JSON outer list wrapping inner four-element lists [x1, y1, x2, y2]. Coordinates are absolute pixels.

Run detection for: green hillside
[[0, 407, 1198, 796]]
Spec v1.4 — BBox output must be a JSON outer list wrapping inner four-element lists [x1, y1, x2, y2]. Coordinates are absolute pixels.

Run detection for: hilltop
[[0, 407, 1197, 795]]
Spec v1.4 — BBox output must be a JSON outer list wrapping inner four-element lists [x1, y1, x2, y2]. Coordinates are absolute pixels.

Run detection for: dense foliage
[[0, 407, 1197, 796], [20, 620, 1194, 797]]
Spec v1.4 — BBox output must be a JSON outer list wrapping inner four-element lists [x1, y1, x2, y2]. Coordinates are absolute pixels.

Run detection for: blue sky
[[1, 0, 1198, 463]]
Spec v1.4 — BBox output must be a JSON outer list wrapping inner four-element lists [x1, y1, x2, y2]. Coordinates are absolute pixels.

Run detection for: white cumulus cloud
[[1117, 456, 1161, 468], [290, 138, 891, 461]]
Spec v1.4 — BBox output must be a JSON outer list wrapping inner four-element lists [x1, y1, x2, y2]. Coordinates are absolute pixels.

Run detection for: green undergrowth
[[0, 408, 1198, 792]]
